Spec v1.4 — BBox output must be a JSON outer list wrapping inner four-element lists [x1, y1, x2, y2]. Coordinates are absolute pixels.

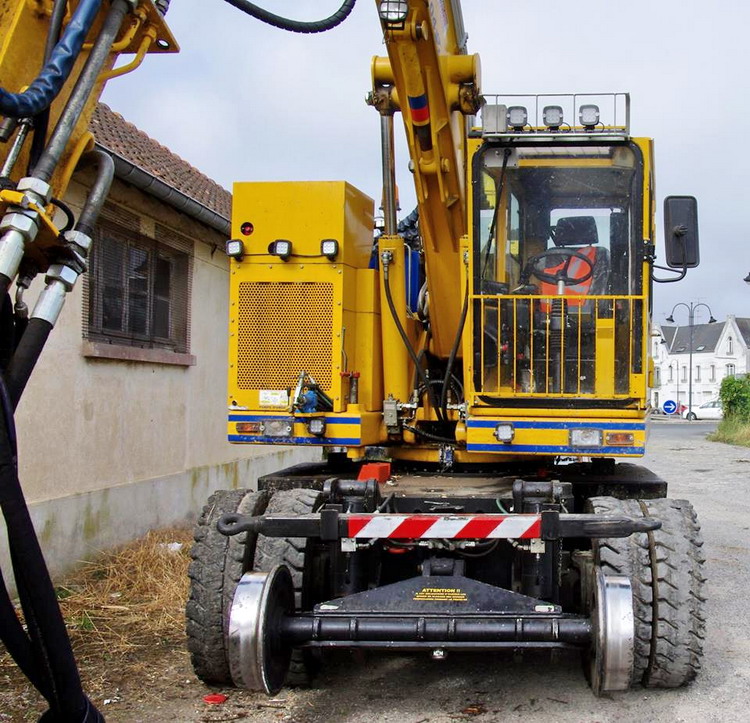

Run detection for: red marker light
[[240, 222, 254, 236]]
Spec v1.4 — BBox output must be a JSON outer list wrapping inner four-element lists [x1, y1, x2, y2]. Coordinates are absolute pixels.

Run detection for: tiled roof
[[736, 318, 750, 347], [669, 322, 724, 354], [660, 325, 677, 347], [90, 103, 231, 220]]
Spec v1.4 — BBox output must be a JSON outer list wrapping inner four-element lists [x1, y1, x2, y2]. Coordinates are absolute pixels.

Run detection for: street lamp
[[665, 302, 716, 420]]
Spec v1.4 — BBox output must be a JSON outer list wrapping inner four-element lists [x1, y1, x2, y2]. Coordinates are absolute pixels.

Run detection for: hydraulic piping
[[381, 251, 445, 424], [6, 151, 114, 409], [33, 0, 131, 183], [440, 270, 469, 419], [0, 0, 104, 119], [221, 0, 356, 33]]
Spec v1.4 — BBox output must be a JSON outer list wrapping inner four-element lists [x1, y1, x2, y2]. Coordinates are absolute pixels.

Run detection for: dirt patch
[[0, 527, 199, 721]]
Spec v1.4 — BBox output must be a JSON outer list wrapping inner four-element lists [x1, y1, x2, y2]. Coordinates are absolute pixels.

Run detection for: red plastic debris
[[203, 694, 228, 705], [357, 462, 391, 484]]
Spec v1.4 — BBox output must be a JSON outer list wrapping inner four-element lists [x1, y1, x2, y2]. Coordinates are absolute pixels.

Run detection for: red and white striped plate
[[346, 514, 542, 540]]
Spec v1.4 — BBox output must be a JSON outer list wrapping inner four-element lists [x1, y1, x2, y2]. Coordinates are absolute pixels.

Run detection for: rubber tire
[[186, 488, 269, 684], [686, 412, 697, 421], [588, 496, 706, 688], [254, 487, 323, 687], [588, 497, 652, 686]]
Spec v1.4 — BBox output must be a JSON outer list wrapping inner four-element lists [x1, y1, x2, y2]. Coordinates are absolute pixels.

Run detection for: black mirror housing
[[663, 195, 699, 268]]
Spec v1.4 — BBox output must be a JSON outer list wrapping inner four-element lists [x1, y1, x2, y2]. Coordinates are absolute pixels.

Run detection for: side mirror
[[663, 196, 699, 268]]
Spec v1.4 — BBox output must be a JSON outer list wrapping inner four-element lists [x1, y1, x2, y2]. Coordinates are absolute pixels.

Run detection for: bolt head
[[16, 177, 51, 204], [0, 212, 37, 237], [45, 263, 78, 290], [64, 229, 92, 253]]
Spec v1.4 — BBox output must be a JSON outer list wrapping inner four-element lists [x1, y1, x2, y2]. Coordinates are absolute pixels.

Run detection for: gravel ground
[[5, 420, 749, 722]]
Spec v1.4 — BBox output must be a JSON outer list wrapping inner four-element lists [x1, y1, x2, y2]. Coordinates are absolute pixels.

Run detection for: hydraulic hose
[[440, 273, 469, 418], [0, 371, 102, 721], [382, 259, 445, 423], [28, 0, 69, 174], [34, 0, 130, 183], [0, 0, 104, 119], [222, 0, 356, 33]]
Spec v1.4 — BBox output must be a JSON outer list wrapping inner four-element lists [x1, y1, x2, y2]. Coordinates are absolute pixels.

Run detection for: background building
[[1, 105, 316, 585], [651, 315, 750, 412]]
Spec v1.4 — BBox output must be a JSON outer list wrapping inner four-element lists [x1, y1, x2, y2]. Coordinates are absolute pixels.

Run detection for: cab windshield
[[472, 143, 644, 400]]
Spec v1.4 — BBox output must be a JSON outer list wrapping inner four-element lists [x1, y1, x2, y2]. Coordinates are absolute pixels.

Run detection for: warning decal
[[414, 587, 467, 602]]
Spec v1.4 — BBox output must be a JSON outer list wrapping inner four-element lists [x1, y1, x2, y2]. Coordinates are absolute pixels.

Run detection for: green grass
[[708, 417, 750, 447]]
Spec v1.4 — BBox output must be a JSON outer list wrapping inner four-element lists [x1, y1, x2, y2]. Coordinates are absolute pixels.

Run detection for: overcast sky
[[101, 0, 748, 325]]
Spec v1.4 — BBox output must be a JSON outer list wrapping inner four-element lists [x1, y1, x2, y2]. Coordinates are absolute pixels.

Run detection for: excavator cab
[[473, 140, 644, 399]]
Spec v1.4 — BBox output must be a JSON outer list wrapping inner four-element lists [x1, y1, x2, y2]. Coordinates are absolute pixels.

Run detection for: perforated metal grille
[[237, 282, 334, 391]]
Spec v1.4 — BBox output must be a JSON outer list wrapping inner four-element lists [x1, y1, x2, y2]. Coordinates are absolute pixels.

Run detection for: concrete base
[[0, 447, 319, 596]]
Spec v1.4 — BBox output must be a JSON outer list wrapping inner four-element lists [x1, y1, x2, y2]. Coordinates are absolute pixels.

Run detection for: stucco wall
[[0, 173, 317, 585]]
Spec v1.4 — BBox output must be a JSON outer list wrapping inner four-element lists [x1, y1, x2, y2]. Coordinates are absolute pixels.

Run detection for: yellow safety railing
[[472, 294, 645, 400]]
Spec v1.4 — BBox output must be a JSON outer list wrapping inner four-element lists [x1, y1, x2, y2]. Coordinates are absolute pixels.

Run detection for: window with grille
[[87, 219, 191, 353]]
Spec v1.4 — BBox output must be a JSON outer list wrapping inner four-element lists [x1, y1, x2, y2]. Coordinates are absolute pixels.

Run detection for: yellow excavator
[[0, 1, 705, 718]]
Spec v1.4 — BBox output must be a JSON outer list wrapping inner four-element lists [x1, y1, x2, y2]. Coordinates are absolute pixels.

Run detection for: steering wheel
[[522, 248, 595, 286]]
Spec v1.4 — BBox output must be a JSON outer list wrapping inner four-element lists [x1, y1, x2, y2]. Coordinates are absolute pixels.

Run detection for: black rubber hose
[[222, 0, 356, 33], [382, 262, 444, 423], [403, 424, 455, 444], [440, 274, 469, 417], [0, 566, 49, 696], [0, 0, 103, 118], [50, 197, 76, 234], [28, 0, 68, 173], [5, 317, 53, 409], [0, 375, 101, 720]]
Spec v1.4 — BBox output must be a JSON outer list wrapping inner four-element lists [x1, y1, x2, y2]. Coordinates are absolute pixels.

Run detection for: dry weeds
[[0, 526, 194, 718]]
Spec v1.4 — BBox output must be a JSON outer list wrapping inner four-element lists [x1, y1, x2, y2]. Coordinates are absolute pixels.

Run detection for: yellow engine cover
[[227, 181, 385, 448]]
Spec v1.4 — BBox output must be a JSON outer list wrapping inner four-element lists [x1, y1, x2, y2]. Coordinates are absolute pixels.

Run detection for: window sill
[[82, 341, 195, 367]]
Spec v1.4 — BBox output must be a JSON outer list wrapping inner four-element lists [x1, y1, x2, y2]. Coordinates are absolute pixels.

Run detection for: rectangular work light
[[321, 239, 339, 260], [543, 105, 564, 130], [494, 423, 515, 443], [579, 104, 600, 129], [569, 428, 602, 447], [507, 106, 528, 131], [225, 239, 244, 260], [268, 239, 292, 261]]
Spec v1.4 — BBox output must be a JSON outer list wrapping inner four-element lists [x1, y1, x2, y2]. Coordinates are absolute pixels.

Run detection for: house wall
[[0, 173, 317, 585]]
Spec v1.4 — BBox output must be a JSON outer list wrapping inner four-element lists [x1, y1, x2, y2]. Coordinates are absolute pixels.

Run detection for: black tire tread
[[186, 488, 268, 684], [640, 498, 706, 688], [588, 496, 652, 686], [588, 496, 706, 689]]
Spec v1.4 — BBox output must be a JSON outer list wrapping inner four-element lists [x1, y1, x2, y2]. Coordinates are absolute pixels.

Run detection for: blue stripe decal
[[407, 94, 428, 110], [467, 420, 645, 430], [228, 435, 361, 445], [228, 415, 361, 424], [467, 443, 645, 454]]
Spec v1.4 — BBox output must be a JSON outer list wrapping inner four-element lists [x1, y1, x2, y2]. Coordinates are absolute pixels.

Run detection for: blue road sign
[[663, 399, 678, 415]]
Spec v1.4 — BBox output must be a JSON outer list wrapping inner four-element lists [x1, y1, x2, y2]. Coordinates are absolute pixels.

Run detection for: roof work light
[[579, 104, 600, 129], [543, 105, 564, 130], [507, 106, 528, 131]]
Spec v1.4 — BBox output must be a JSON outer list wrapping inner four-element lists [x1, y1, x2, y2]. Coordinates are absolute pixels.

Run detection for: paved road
[[114, 420, 750, 722]]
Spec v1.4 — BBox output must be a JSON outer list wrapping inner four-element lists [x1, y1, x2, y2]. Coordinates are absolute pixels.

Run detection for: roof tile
[[90, 103, 231, 220]]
